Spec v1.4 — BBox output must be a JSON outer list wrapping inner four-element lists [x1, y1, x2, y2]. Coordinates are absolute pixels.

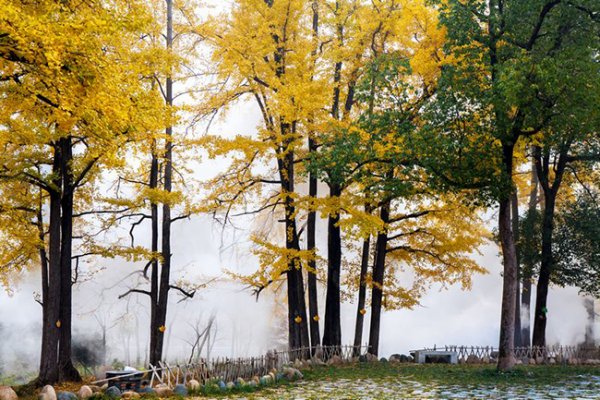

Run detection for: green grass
[[301, 362, 600, 386]]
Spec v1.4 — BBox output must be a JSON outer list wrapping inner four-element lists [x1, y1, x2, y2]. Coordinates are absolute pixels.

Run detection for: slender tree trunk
[[353, 233, 371, 356], [306, 0, 321, 352], [37, 149, 62, 385], [584, 298, 595, 346], [532, 145, 568, 347], [323, 184, 342, 350], [511, 192, 522, 348], [149, 150, 160, 365], [368, 201, 390, 357], [521, 156, 538, 347], [150, 0, 175, 365], [497, 143, 518, 371], [306, 137, 320, 350]]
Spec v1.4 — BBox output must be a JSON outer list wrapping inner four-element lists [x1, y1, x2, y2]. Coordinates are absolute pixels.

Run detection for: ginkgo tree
[[0, 0, 164, 384]]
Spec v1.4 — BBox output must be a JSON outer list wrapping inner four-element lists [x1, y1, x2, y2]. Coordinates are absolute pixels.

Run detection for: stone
[[173, 384, 187, 396], [137, 388, 155, 396], [260, 375, 273, 385], [121, 392, 140, 400], [379, 357, 388, 363], [358, 354, 368, 363], [77, 386, 93, 400], [0, 386, 17, 400], [366, 353, 378, 362], [104, 387, 121, 399], [584, 359, 600, 365], [528, 358, 536, 365], [389, 354, 402, 363], [100, 385, 108, 392], [327, 355, 343, 366], [57, 392, 78, 400], [226, 382, 234, 390], [217, 381, 227, 391], [548, 358, 556, 365], [234, 378, 245, 388], [87, 387, 101, 394], [515, 359, 523, 365], [40, 385, 57, 400], [310, 357, 326, 366], [481, 356, 491, 364], [153, 387, 172, 398], [186, 380, 200, 391], [466, 355, 480, 364]]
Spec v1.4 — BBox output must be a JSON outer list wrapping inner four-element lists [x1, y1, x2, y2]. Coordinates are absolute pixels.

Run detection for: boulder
[[481, 356, 491, 364], [310, 357, 326, 366], [57, 392, 77, 400], [515, 359, 523, 365], [528, 358, 536, 365], [466, 355, 480, 364], [226, 382, 234, 390], [39, 385, 57, 400], [186, 380, 200, 391], [104, 387, 121, 399], [0, 386, 17, 400], [121, 392, 140, 400], [358, 354, 368, 363], [173, 384, 187, 397], [153, 387, 172, 398], [217, 381, 227, 391], [389, 354, 402, 363], [548, 358, 556, 365], [77, 386, 93, 400], [379, 357, 388, 363], [584, 359, 600, 365]]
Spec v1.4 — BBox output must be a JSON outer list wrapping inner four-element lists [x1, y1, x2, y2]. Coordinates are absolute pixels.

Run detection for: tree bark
[[37, 148, 62, 385], [306, 137, 320, 350], [497, 143, 518, 371], [149, 149, 160, 365], [532, 145, 568, 347], [511, 191, 522, 348], [150, 0, 174, 365], [58, 136, 81, 382], [521, 156, 538, 347], [368, 201, 390, 356], [323, 184, 342, 350], [353, 234, 371, 355]]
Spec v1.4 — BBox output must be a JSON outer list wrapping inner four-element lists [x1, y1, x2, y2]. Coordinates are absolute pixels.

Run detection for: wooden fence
[[425, 345, 600, 362], [92, 345, 370, 387]]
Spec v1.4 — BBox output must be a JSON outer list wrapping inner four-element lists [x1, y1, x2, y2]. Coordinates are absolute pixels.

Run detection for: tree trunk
[[149, 150, 160, 365], [584, 298, 595, 346], [150, 0, 174, 365], [368, 202, 390, 357], [37, 149, 62, 385], [353, 234, 371, 356], [497, 143, 518, 371], [532, 145, 568, 347], [323, 184, 342, 350], [306, 138, 320, 350], [521, 156, 538, 347], [58, 137, 81, 382], [532, 191, 556, 347], [511, 192, 522, 348]]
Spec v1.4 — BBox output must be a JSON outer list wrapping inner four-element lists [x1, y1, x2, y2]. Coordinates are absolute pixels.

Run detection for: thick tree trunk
[[353, 234, 371, 356], [368, 202, 390, 357], [323, 184, 342, 349], [37, 150, 62, 385], [511, 192, 522, 348], [57, 137, 81, 382], [307, 139, 320, 350], [497, 143, 518, 371]]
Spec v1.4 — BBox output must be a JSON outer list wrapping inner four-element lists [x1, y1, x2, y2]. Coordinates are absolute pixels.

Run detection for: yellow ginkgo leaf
[[294, 316, 302, 324], [158, 325, 166, 332], [56, 320, 62, 328]]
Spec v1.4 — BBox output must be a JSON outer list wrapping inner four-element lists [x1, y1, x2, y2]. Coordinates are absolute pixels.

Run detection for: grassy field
[[9, 363, 600, 399]]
